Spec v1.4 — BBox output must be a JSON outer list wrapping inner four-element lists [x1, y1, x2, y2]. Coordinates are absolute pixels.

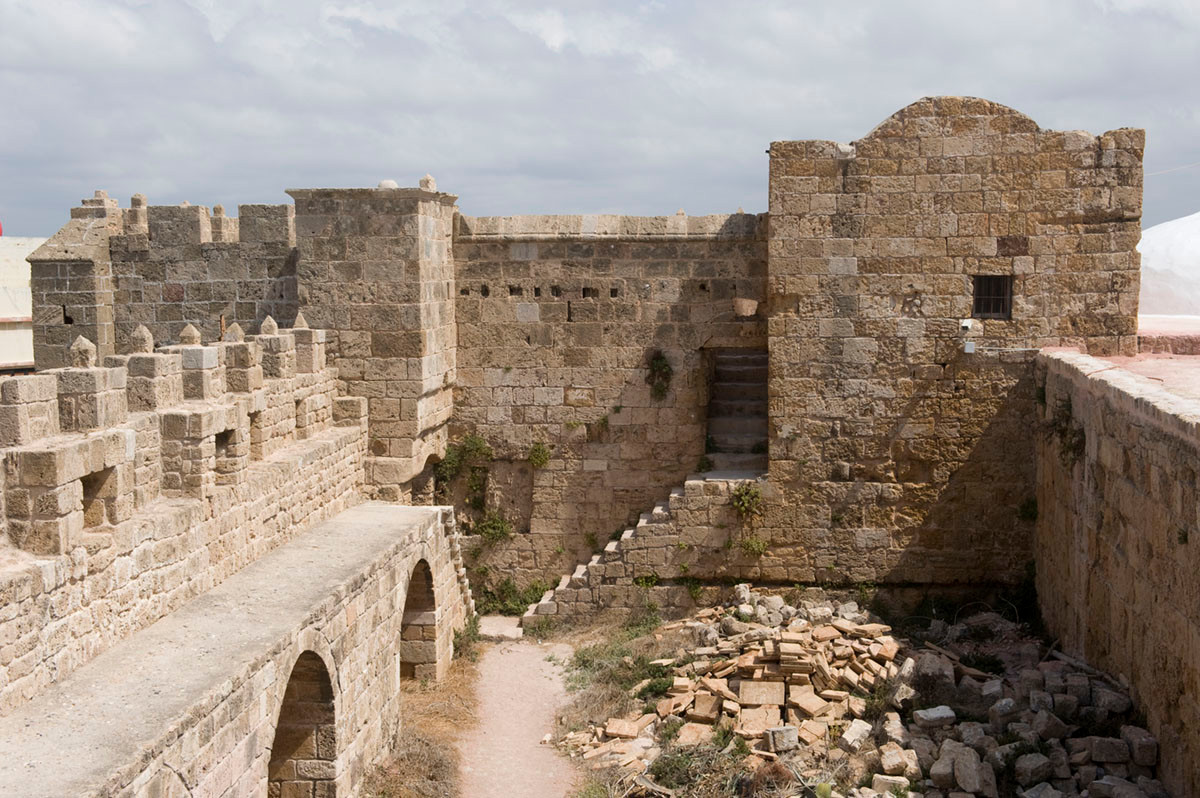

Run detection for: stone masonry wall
[[759, 97, 1142, 586], [1035, 350, 1200, 797], [30, 192, 299, 369], [0, 322, 367, 715], [453, 212, 766, 588]]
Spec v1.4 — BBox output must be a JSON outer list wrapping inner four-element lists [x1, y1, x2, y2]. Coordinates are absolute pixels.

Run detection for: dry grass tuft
[[361, 653, 481, 798]]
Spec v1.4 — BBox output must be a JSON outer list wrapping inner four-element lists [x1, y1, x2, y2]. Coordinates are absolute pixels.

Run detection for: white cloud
[[0, 0, 1197, 235]]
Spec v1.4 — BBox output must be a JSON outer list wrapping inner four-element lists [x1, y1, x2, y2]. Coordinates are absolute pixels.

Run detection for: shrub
[[646, 350, 674, 401], [739, 535, 768, 557], [731, 483, 764, 523], [453, 614, 481, 661], [471, 510, 512, 544], [696, 455, 714, 472], [528, 441, 552, 469], [474, 577, 550, 616]]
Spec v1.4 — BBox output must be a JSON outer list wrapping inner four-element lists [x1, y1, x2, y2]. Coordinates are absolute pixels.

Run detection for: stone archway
[[400, 559, 438, 680], [269, 650, 337, 796]]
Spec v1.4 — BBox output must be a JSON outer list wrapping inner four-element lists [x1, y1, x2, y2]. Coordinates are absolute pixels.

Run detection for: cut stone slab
[[1014, 752, 1052, 786], [674, 722, 714, 747], [765, 725, 799, 753], [739, 679, 785, 706], [687, 694, 721, 724], [606, 718, 640, 739]]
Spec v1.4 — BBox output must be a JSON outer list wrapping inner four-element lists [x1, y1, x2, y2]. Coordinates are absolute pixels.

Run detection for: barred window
[[972, 275, 1013, 320]]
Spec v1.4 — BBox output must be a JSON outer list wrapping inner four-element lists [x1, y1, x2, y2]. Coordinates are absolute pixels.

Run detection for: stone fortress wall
[[19, 95, 1200, 796], [1036, 351, 1200, 796]]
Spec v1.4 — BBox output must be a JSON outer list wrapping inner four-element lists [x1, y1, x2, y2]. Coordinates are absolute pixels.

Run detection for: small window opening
[[81, 467, 114, 528], [699, 282, 709, 292], [248, 412, 264, 461], [534, 287, 542, 297], [63, 306, 74, 325], [972, 275, 1014, 320], [508, 285, 523, 296], [460, 287, 470, 296], [550, 286, 562, 298], [582, 287, 599, 299], [480, 285, 490, 298], [610, 287, 620, 298]]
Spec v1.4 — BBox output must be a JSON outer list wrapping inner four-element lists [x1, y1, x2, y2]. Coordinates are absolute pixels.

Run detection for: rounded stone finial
[[676, 208, 686, 216], [94, 189, 108, 199], [736, 207, 744, 214], [260, 316, 278, 335], [213, 204, 225, 217], [179, 200, 191, 207], [378, 179, 400, 190], [130, 324, 154, 353], [179, 323, 202, 345], [419, 173, 437, 192], [222, 322, 244, 342], [292, 310, 309, 329], [69, 336, 97, 368], [131, 193, 147, 208]]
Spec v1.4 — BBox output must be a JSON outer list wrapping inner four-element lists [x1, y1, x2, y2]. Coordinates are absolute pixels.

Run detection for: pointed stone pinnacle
[[130, 324, 154, 354], [292, 311, 309, 329], [179, 324, 201, 345], [222, 322, 244, 342], [69, 336, 97, 368], [260, 316, 278, 336]]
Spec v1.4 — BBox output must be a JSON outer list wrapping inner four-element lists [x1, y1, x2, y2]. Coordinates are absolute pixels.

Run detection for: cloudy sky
[[1, 0, 1198, 236]]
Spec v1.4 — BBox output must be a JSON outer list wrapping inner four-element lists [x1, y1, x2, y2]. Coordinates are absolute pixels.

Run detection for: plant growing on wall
[[1044, 398, 1085, 467], [739, 535, 768, 557], [646, 350, 674, 401], [731, 482, 764, 524], [471, 510, 513, 544], [528, 441, 551, 469]]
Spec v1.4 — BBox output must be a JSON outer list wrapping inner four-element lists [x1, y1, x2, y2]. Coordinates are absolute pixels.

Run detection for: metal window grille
[[972, 275, 1013, 319]]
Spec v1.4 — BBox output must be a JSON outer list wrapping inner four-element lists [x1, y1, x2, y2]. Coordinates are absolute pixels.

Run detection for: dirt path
[[458, 621, 577, 798]]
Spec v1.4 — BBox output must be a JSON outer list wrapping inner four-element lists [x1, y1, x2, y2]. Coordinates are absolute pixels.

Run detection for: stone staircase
[[522, 469, 765, 624], [706, 348, 768, 472]]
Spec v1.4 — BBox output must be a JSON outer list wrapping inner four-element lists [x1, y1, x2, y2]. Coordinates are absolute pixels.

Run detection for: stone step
[[715, 363, 768, 383], [709, 432, 767, 454], [707, 416, 768, 436], [708, 398, 768, 418], [713, 349, 768, 365], [708, 452, 768, 472], [711, 381, 767, 401]]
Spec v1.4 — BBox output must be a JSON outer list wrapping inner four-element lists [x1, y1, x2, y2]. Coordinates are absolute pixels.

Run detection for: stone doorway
[[705, 348, 768, 473]]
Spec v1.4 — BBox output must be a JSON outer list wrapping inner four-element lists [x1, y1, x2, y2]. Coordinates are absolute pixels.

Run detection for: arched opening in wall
[[400, 560, 438, 680], [269, 651, 337, 796], [410, 454, 440, 505]]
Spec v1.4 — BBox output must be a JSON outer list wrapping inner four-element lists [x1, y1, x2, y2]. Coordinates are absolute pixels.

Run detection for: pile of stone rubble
[[558, 585, 1170, 798]]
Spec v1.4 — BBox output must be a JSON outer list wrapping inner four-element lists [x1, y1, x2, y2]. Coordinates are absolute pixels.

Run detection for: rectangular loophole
[[81, 466, 114, 529], [508, 285, 523, 296], [972, 275, 1013, 320], [582, 287, 599, 299]]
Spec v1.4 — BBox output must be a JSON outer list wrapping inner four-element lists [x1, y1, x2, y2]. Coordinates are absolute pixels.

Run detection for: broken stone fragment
[[913, 704, 956, 729], [1023, 784, 1063, 798], [69, 335, 97, 367], [837, 718, 872, 752], [764, 725, 798, 753], [1014, 752, 1052, 786], [1120, 725, 1158, 766], [870, 774, 908, 794]]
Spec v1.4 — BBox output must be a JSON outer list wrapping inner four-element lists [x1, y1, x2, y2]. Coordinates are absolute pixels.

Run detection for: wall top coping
[[286, 187, 459, 205], [1038, 349, 1200, 446], [455, 212, 766, 241]]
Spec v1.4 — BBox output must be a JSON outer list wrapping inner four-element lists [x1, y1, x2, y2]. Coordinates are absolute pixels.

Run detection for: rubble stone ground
[[557, 585, 1170, 798]]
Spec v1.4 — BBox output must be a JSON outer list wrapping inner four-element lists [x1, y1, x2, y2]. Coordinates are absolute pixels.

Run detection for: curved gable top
[[860, 96, 1041, 141]]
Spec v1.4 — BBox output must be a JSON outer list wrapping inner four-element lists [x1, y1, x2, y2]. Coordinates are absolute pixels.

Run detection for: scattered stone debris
[[559, 586, 1168, 798]]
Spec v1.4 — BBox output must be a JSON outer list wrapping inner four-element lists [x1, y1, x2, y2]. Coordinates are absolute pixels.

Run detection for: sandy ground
[[458, 629, 577, 798]]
